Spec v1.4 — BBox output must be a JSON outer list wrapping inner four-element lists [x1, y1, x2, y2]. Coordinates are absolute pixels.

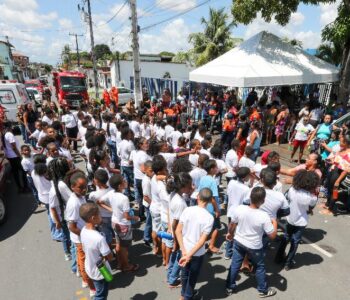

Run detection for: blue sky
[[0, 0, 341, 65]]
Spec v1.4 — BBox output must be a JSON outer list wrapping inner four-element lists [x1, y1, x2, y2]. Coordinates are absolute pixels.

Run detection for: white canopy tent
[[189, 31, 339, 87]]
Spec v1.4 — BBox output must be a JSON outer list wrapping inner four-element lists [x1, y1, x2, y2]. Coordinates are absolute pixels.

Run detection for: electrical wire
[[96, 0, 128, 27]]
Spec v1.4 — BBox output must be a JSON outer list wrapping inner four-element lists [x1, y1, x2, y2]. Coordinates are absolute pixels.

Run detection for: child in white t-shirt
[[176, 188, 214, 300], [80, 203, 113, 299], [89, 169, 113, 245], [142, 160, 154, 247], [98, 174, 140, 272]]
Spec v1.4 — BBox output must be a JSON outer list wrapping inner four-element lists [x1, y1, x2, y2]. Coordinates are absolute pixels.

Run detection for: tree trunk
[[339, 39, 350, 104]]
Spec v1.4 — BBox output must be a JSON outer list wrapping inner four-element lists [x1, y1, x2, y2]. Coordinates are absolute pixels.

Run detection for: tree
[[159, 51, 175, 57], [316, 42, 343, 66], [172, 50, 196, 66], [93, 44, 112, 61], [61, 44, 71, 68], [43, 64, 52, 73], [189, 7, 238, 66], [282, 37, 303, 48], [322, 1, 350, 103], [231, 0, 350, 103]]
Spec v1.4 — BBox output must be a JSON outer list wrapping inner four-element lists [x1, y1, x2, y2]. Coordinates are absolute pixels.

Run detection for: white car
[[26, 87, 43, 103], [117, 87, 134, 106]]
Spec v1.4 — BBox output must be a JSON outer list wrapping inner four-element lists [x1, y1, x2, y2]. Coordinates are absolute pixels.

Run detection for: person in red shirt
[[102, 89, 111, 108], [221, 113, 236, 151]]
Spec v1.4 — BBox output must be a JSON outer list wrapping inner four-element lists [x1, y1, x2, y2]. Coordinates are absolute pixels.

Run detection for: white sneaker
[[89, 289, 96, 297], [82, 281, 88, 288], [76, 270, 81, 278], [65, 253, 72, 261]]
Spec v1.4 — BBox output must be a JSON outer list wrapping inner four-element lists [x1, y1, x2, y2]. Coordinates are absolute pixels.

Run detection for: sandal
[[122, 264, 139, 273]]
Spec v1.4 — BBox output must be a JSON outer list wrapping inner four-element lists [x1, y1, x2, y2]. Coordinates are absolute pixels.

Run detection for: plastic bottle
[[96, 259, 113, 282], [332, 188, 338, 200], [157, 231, 173, 240]]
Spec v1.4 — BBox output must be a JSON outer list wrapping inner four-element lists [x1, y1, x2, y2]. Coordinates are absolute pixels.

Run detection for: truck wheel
[[0, 197, 6, 224]]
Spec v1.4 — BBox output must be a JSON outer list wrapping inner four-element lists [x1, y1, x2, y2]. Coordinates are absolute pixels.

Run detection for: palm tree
[[316, 42, 343, 66], [282, 37, 303, 48], [189, 7, 239, 66]]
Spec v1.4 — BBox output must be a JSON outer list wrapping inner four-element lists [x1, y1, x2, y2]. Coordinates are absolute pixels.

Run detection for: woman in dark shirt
[[23, 103, 38, 147]]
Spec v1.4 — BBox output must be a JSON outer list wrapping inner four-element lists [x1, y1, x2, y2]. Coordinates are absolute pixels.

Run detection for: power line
[[96, 0, 128, 27], [140, 0, 211, 32]]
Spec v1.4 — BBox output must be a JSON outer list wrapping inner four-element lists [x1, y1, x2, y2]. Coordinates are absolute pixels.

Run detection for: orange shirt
[[223, 119, 235, 132]]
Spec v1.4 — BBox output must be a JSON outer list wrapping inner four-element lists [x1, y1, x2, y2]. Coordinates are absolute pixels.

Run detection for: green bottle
[[97, 259, 113, 282]]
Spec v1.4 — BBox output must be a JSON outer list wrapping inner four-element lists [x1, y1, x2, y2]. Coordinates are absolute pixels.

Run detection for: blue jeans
[[226, 241, 268, 293], [121, 166, 134, 199], [251, 148, 260, 162], [181, 255, 204, 299], [107, 140, 117, 166], [71, 243, 77, 273], [143, 206, 152, 242], [134, 178, 144, 217], [100, 217, 114, 245], [26, 175, 40, 204], [168, 250, 182, 285], [92, 279, 109, 300], [44, 204, 61, 241], [275, 223, 305, 267], [20, 124, 29, 143], [55, 221, 71, 254]]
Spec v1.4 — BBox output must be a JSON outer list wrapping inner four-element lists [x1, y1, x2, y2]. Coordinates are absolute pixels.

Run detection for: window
[[0, 90, 16, 104], [118, 88, 131, 94]]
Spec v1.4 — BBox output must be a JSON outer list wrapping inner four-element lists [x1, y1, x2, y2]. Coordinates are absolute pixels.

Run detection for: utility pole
[[85, 0, 99, 99], [69, 33, 83, 68], [129, 0, 142, 108]]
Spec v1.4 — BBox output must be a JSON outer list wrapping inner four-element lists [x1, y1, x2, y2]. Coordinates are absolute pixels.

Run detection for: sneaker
[[168, 280, 181, 288], [65, 253, 72, 261], [259, 288, 277, 298], [82, 281, 88, 288], [143, 240, 153, 248], [284, 265, 291, 271], [223, 255, 231, 260], [226, 288, 237, 296], [76, 270, 81, 278], [89, 289, 96, 297]]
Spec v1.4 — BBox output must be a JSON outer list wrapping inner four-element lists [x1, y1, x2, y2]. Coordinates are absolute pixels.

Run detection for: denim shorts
[[100, 217, 114, 245], [161, 222, 174, 248]]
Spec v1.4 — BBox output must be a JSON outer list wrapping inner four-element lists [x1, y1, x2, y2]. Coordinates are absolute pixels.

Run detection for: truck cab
[[52, 71, 89, 108]]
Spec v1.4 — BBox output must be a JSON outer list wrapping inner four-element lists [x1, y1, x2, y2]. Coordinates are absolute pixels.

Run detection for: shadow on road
[[0, 177, 37, 242]]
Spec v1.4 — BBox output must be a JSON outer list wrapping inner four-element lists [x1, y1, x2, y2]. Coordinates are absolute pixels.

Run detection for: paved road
[[1, 150, 350, 300]]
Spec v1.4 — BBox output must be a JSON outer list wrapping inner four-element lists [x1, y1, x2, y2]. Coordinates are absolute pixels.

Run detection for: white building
[[110, 54, 192, 97]]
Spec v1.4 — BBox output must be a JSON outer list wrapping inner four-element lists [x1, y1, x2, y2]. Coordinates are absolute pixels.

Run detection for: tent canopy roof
[[189, 31, 339, 87]]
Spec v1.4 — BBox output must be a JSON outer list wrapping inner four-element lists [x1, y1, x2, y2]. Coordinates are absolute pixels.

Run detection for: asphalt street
[[1, 150, 350, 300]]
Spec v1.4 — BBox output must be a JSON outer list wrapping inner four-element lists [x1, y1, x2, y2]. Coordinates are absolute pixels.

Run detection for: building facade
[[0, 41, 14, 80]]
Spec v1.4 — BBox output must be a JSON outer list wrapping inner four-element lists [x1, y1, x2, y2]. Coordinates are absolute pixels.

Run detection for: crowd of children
[[1, 94, 332, 300]]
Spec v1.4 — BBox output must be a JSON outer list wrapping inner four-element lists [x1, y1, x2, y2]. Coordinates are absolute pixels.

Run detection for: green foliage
[[159, 51, 175, 57], [231, 0, 335, 26], [316, 42, 343, 65], [189, 7, 238, 66], [282, 37, 303, 48], [93, 44, 112, 61], [172, 50, 197, 66], [43, 64, 52, 73]]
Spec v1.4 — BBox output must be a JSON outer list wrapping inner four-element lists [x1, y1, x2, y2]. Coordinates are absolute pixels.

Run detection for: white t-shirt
[[80, 227, 111, 281], [253, 164, 267, 178], [238, 156, 255, 170], [133, 150, 151, 180], [130, 120, 141, 138], [59, 147, 73, 161], [78, 127, 87, 145], [227, 179, 250, 213], [4, 132, 20, 158], [294, 123, 315, 141], [169, 193, 187, 233], [180, 206, 214, 256], [42, 115, 53, 125], [150, 175, 162, 215], [169, 130, 183, 149], [260, 188, 290, 219], [102, 122, 117, 142], [225, 149, 239, 178], [165, 125, 174, 140], [31, 171, 51, 204], [62, 112, 78, 128], [160, 152, 176, 173], [21, 156, 34, 174], [101, 191, 130, 225], [199, 148, 210, 157], [287, 187, 318, 226], [65, 193, 86, 243], [140, 123, 152, 139], [189, 154, 199, 167], [189, 167, 207, 198], [49, 184, 63, 221], [118, 140, 135, 167], [159, 180, 170, 224], [58, 180, 72, 203], [156, 127, 166, 141], [80, 145, 92, 173], [89, 187, 113, 218], [142, 175, 152, 208], [229, 205, 274, 250]]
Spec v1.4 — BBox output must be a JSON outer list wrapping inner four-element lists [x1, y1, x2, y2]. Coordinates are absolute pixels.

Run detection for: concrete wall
[[110, 60, 192, 89]]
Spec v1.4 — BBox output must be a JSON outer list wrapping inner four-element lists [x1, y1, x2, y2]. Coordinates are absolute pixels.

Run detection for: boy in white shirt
[[142, 161, 153, 247], [169, 124, 183, 149], [226, 187, 278, 298], [98, 174, 140, 272], [176, 188, 214, 300], [80, 203, 114, 300], [89, 169, 114, 245], [238, 146, 256, 170]]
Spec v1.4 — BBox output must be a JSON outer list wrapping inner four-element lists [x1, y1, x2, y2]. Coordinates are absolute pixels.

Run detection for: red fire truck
[[52, 71, 89, 108]]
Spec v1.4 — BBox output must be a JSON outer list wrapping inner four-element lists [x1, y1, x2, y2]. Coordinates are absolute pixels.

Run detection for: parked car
[[26, 87, 42, 108], [118, 87, 134, 106]]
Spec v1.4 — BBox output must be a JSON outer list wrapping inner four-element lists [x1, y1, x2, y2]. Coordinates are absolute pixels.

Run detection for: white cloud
[[290, 12, 305, 26], [3, 0, 38, 11], [156, 0, 197, 12], [243, 13, 321, 49], [320, 0, 340, 27], [59, 18, 74, 30]]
